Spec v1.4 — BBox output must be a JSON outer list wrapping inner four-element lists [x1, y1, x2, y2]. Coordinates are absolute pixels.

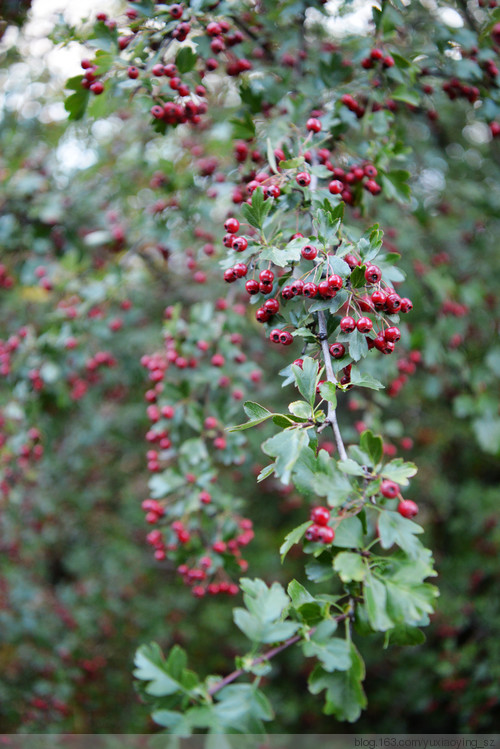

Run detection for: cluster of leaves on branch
[[0, 0, 499, 735]]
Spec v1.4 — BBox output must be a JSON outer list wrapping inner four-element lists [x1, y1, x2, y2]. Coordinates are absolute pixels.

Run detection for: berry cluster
[[380, 479, 419, 518], [305, 506, 335, 544]]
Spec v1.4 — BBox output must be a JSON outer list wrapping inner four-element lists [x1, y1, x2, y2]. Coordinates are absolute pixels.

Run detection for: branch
[[317, 310, 348, 461], [208, 612, 349, 697]]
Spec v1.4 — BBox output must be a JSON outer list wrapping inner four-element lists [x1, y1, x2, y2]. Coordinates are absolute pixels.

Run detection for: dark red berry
[[232, 236, 248, 252], [224, 217, 240, 234], [357, 317, 373, 333], [340, 316, 356, 333], [400, 297, 413, 313], [301, 244, 318, 260], [296, 172, 311, 187], [384, 326, 401, 342], [328, 274, 343, 290], [259, 269, 274, 284], [303, 282, 318, 298], [270, 329, 281, 343], [365, 265, 382, 284], [223, 268, 237, 283], [264, 298, 279, 314], [329, 343, 345, 359], [290, 279, 305, 296], [279, 331, 293, 345], [245, 279, 259, 295]]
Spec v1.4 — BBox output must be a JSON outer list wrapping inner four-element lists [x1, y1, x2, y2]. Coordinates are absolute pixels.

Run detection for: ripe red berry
[[306, 117, 322, 133], [245, 279, 259, 295], [397, 499, 419, 518], [296, 172, 311, 187], [264, 298, 279, 314], [328, 180, 343, 195], [256, 307, 271, 323], [170, 3, 183, 18], [374, 336, 395, 354], [152, 63, 165, 76], [371, 289, 387, 310], [329, 343, 345, 359], [233, 263, 248, 278], [381, 480, 399, 499], [224, 268, 237, 283], [301, 244, 318, 260], [90, 81, 104, 95], [340, 316, 356, 333], [310, 506, 330, 525], [224, 217, 240, 234], [357, 316, 373, 333], [365, 265, 382, 284], [269, 329, 281, 343], [232, 236, 248, 252], [385, 293, 402, 314], [318, 280, 335, 298], [364, 164, 378, 178], [345, 254, 361, 268], [279, 331, 293, 345], [364, 179, 381, 195], [259, 269, 274, 284], [223, 233, 234, 248], [303, 282, 318, 297], [317, 525, 335, 543], [127, 66, 140, 79], [400, 297, 413, 313], [327, 274, 343, 290], [281, 286, 293, 300], [384, 326, 401, 342]]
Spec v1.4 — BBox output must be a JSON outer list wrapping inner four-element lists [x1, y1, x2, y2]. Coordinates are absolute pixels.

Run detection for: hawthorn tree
[[1, 0, 500, 734]]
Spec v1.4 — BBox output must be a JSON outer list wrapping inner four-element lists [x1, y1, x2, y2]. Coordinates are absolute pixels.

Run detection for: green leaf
[[64, 89, 90, 121], [303, 620, 352, 672], [240, 187, 270, 230], [287, 579, 315, 608], [360, 430, 383, 466], [350, 369, 384, 390], [308, 643, 367, 722], [306, 555, 336, 583], [266, 137, 278, 174], [134, 643, 197, 698], [230, 111, 256, 140], [319, 381, 337, 407], [381, 458, 417, 486], [292, 356, 320, 406], [381, 169, 411, 203], [227, 401, 275, 431], [391, 85, 420, 106], [262, 429, 310, 484], [334, 516, 364, 548], [288, 400, 312, 419], [280, 521, 311, 561], [364, 572, 394, 632], [377, 511, 424, 560], [176, 46, 197, 73], [384, 625, 426, 647], [349, 265, 366, 289], [214, 684, 274, 732], [334, 551, 367, 582], [338, 458, 365, 476]]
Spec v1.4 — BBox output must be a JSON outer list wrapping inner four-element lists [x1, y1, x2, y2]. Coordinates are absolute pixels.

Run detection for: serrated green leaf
[[334, 551, 367, 582], [381, 458, 417, 486], [280, 521, 311, 561]]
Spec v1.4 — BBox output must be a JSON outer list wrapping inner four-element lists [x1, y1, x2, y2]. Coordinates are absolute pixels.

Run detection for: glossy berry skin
[[222, 233, 234, 248], [364, 180, 381, 195], [301, 244, 318, 260], [259, 269, 274, 284], [224, 217, 240, 234], [400, 297, 413, 313], [281, 286, 293, 300], [259, 281, 273, 295], [318, 280, 335, 299], [264, 298, 279, 314], [152, 63, 164, 76], [328, 180, 343, 195], [90, 81, 104, 94], [270, 329, 281, 343], [223, 268, 237, 283], [381, 480, 399, 499], [357, 316, 373, 333], [329, 343, 345, 359], [327, 274, 343, 290], [385, 293, 402, 314], [371, 290, 387, 310], [296, 172, 311, 187], [233, 263, 248, 278], [374, 336, 395, 354], [310, 506, 330, 526], [245, 279, 259, 295], [340, 316, 356, 333], [127, 66, 140, 79], [303, 282, 318, 298], [256, 307, 270, 323], [290, 279, 305, 296], [306, 117, 322, 132], [279, 331, 293, 345], [398, 499, 419, 518], [232, 236, 248, 252], [345, 254, 361, 268], [384, 326, 401, 342], [365, 265, 382, 284]]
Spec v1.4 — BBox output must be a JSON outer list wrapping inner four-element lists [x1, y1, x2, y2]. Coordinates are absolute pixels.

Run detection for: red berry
[[269, 329, 281, 343], [306, 117, 322, 133], [127, 66, 140, 79], [152, 63, 164, 76], [224, 217, 240, 234], [256, 307, 271, 323], [356, 316, 373, 333], [328, 180, 343, 195], [264, 298, 280, 314], [232, 236, 248, 252], [301, 244, 318, 260], [245, 279, 259, 295], [303, 282, 318, 298], [329, 343, 345, 359], [384, 326, 401, 342], [233, 263, 248, 278], [310, 506, 330, 526], [296, 172, 311, 187], [327, 274, 343, 290], [224, 268, 237, 283], [397, 499, 419, 518], [371, 290, 387, 310], [364, 179, 381, 195], [385, 293, 402, 314], [90, 81, 104, 95], [318, 280, 335, 298], [400, 297, 413, 313], [259, 269, 274, 284], [365, 265, 382, 284], [340, 316, 356, 333], [279, 331, 293, 345], [381, 480, 399, 499]]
